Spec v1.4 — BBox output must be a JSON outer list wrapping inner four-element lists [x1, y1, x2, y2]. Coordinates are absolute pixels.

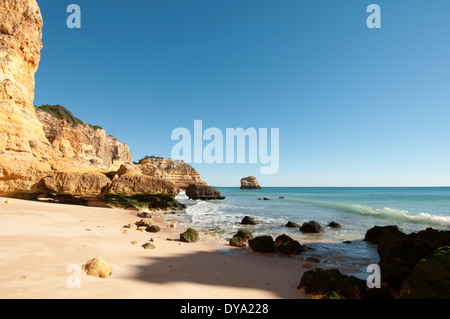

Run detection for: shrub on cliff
[[37, 104, 84, 126]]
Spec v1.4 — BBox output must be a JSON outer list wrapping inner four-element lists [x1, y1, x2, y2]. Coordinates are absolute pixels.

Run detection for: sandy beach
[[0, 197, 311, 299]]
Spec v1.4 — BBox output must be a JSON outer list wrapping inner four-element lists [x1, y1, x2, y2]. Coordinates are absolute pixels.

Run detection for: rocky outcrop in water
[[240, 176, 261, 189], [364, 225, 450, 295], [185, 183, 225, 200]]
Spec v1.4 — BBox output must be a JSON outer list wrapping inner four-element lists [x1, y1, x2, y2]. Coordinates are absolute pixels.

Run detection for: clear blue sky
[[34, 0, 450, 187]]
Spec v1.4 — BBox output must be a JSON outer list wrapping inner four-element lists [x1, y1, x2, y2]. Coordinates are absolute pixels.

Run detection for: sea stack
[[240, 176, 262, 189]]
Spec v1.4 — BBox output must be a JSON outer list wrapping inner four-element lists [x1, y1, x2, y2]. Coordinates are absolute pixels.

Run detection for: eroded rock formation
[[36, 106, 132, 171], [240, 176, 261, 189], [137, 157, 203, 189]]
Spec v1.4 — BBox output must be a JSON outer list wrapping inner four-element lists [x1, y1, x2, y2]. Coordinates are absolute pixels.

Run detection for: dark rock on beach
[[234, 229, 254, 241], [299, 221, 324, 233], [248, 236, 275, 253], [145, 225, 160, 233], [297, 268, 362, 299], [275, 234, 306, 256], [298, 268, 394, 299], [365, 226, 450, 292], [229, 229, 254, 247], [241, 216, 257, 225], [229, 236, 247, 247], [137, 212, 152, 218], [400, 246, 450, 299], [180, 228, 200, 243], [285, 221, 301, 228]]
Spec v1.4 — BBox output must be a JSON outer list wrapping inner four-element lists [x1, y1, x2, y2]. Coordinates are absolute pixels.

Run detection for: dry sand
[[0, 197, 311, 299]]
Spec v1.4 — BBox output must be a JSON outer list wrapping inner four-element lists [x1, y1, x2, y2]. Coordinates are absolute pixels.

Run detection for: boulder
[[180, 228, 200, 243], [248, 236, 275, 253], [241, 216, 257, 225], [234, 229, 254, 241], [364, 225, 403, 244], [240, 176, 262, 189], [137, 212, 152, 218], [146, 225, 160, 233], [82, 257, 113, 279], [285, 221, 300, 228], [297, 268, 362, 299], [274, 234, 306, 256], [229, 229, 254, 247], [328, 221, 341, 228], [185, 184, 225, 200], [300, 221, 324, 233], [135, 219, 153, 228], [229, 236, 247, 247], [400, 246, 450, 299], [375, 227, 450, 290]]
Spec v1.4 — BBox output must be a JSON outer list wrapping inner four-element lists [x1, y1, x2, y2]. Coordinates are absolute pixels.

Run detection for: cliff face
[[36, 107, 132, 171], [0, 0, 47, 152], [0, 0, 52, 195], [0, 0, 211, 208], [137, 157, 203, 189]]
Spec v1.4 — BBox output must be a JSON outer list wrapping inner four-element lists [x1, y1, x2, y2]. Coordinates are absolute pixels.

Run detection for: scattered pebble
[[131, 241, 140, 246], [121, 230, 128, 235]]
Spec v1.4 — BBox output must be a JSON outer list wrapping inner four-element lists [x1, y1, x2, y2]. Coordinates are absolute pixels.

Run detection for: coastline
[[0, 197, 313, 299]]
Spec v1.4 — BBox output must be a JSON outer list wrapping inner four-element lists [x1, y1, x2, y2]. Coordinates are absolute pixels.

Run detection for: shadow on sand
[[126, 244, 307, 299]]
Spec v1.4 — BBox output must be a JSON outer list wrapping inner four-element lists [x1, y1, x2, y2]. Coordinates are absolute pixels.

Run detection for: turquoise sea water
[[173, 187, 450, 278]]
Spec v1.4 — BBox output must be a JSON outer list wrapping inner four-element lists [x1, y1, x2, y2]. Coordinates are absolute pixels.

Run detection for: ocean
[[173, 187, 450, 279]]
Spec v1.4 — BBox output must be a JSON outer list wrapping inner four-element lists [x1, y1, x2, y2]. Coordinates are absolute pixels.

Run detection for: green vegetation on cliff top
[[36, 104, 102, 130]]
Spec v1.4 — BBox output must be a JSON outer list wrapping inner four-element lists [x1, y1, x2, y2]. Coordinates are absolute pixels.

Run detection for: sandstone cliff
[[36, 105, 132, 171], [136, 157, 203, 189], [0, 0, 215, 209], [0, 0, 52, 196]]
